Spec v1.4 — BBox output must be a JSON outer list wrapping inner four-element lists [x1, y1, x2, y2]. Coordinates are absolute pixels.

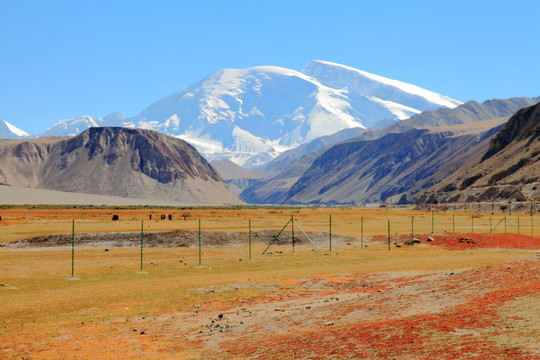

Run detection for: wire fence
[[1, 208, 538, 279], [2, 209, 538, 244]]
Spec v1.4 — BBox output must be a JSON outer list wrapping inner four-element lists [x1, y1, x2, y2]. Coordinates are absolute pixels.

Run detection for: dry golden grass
[[1, 206, 537, 243], [0, 244, 531, 335]]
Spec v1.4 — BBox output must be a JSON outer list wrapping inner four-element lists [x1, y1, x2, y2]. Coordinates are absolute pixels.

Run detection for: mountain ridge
[[422, 102, 540, 204]]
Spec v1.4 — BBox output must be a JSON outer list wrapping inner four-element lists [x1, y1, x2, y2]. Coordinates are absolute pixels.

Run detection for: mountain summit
[[37, 61, 462, 167], [0, 119, 29, 139]]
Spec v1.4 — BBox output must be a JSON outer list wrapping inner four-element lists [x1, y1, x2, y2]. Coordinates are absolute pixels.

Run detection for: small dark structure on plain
[[112, 214, 119, 221]]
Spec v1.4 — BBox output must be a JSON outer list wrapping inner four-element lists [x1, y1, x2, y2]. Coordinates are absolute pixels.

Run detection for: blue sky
[[1, 0, 539, 134]]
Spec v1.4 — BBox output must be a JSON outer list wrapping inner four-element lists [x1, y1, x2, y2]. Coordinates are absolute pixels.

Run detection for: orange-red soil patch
[[374, 232, 540, 250], [217, 259, 540, 359]]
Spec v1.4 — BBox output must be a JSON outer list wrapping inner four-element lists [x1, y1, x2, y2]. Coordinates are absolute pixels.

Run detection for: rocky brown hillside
[[281, 119, 506, 205], [421, 102, 540, 204], [0, 127, 242, 205]]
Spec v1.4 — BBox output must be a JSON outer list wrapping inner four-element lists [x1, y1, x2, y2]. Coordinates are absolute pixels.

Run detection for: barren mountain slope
[[237, 128, 366, 202], [0, 127, 242, 205], [422, 102, 540, 204], [240, 148, 328, 204], [281, 118, 507, 205], [210, 159, 260, 180], [389, 97, 539, 131], [211, 159, 262, 195]]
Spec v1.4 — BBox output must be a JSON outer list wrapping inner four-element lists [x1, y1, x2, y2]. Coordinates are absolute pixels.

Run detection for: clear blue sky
[[1, 0, 539, 134]]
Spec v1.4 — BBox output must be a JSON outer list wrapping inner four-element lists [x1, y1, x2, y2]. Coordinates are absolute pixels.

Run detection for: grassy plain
[[0, 207, 539, 359], [1, 206, 538, 243]]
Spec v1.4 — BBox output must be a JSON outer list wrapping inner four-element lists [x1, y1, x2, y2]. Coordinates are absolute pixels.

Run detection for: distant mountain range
[[0, 127, 241, 205], [1, 60, 461, 168]]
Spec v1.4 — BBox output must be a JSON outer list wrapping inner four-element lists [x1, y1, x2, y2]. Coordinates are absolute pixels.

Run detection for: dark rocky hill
[[422, 102, 540, 204], [0, 127, 241, 205]]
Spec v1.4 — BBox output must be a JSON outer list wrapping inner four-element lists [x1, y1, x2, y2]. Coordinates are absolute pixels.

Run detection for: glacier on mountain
[[302, 60, 461, 111]]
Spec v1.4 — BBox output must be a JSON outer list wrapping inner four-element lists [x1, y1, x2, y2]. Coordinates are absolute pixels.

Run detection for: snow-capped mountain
[[0, 119, 29, 139], [38, 112, 126, 137], [123, 65, 371, 166], [37, 61, 462, 167]]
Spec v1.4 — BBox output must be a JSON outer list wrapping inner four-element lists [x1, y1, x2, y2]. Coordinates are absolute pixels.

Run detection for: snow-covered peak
[[0, 119, 29, 139], [38, 113, 126, 137], [128, 64, 367, 167], [303, 60, 462, 113], [221, 65, 316, 81], [36, 61, 463, 167], [38, 115, 101, 137]]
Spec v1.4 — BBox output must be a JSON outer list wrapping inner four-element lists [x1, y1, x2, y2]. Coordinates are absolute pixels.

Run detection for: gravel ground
[[5, 229, 355, 248]]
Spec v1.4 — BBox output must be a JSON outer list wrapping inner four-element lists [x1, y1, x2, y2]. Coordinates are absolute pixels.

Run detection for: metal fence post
[[329, 215, 332, 252], [411, 216, 414, 244], [71, 219, 75, 278], [292, 215, 295, 254], [387, 220, 390, 251], [198, 219, 202, 267], [361, 216, 364, 250], [140, 220, 144, 272]]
